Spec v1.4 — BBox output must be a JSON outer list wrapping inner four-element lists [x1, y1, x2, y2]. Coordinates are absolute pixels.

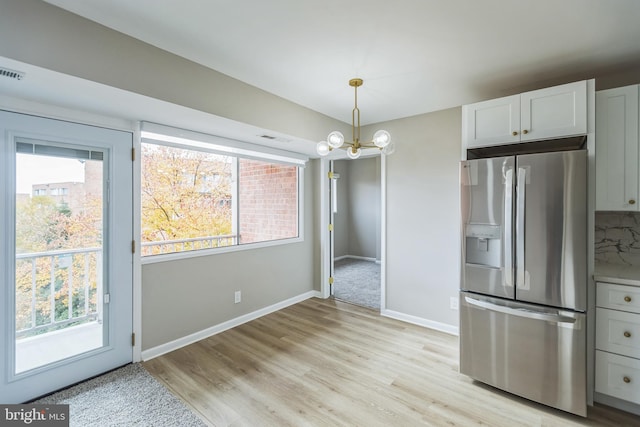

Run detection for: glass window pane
[[141, 143, 234, 255], [238, 158, 298, 244], [15, 152, 104, 374]]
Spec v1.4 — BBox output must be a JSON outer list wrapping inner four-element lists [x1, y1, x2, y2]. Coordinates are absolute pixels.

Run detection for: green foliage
[[141, 144, 234, 247], [15, 193, 102, 336]]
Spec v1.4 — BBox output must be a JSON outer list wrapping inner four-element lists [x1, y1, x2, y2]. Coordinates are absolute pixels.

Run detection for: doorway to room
[[329, 157, 382, 310], [0, 111, 133, 403]]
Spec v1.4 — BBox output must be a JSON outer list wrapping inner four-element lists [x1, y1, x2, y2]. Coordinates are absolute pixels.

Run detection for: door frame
[[319, 155, 387, 310], [0, 103, 142, 364], [0, 107, 141, 403]]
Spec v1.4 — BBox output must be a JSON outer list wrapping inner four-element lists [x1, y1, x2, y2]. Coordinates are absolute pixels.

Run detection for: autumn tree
[[141, 144, 233, 252], [15, 178, 103, 335]]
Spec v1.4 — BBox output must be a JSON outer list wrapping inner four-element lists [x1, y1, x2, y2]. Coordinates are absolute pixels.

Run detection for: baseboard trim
[[141, 290, 322, 361], [334, 255, 379, 263], [381, 309, 459, 336], [594, 392, 640, 416]]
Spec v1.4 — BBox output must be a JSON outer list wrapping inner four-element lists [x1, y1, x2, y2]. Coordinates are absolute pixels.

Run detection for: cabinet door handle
[[512, 131, 518, 136], [629, 199, 636, 205], [625, 296, 632, 302], [624, 331, 632, 338], [624, 376, 631, 384], [522, 129, 529, 134]]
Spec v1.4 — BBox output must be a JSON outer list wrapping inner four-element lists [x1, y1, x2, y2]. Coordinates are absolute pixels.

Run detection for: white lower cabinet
[[596, 281, 640, 405], [595, 351, 640, 404]]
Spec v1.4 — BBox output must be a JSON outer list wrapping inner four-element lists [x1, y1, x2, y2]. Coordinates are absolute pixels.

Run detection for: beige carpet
[[33, 363, 205, 427]]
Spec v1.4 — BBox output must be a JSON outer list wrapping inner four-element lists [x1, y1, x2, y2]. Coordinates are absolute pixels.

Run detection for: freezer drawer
[[459, 292, 587, 416]]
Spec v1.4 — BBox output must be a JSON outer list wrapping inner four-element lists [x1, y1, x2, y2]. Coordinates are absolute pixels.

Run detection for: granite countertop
[[594, 263, 640, 286]]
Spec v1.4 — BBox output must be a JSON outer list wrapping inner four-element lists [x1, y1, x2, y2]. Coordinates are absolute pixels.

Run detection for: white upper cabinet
[[595, 85, 639, 211], [463, 95, 521, 147], [463, 80, 588, 149]]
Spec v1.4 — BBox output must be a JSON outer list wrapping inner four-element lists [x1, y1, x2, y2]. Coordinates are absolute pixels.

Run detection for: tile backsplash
[[595, 211, 640, 266]]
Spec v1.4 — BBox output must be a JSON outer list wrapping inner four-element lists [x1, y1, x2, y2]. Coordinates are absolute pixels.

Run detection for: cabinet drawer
[[596, 350, 640, 404], [596, 308, 640, 358], [597, 282, 640, 313]]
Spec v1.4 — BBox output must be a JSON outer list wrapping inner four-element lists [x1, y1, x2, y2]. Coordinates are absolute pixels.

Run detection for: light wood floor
[[144, 298, 639, 426]]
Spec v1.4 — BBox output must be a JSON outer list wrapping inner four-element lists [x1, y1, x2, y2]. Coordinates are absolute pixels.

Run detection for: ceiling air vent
[[0, 67, 25, 81], [260, 134, 293, 143]]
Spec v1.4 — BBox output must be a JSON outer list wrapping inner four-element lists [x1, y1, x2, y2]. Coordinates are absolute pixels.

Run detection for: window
[[140, 123, 306, 259], [49, 187, 69, 196]]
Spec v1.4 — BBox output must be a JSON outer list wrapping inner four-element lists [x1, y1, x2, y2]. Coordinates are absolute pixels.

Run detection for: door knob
[[512, 131, 518, 136], [624, 331, 632, 338], [522, 129, 529, 134], [625, 296, 632, 302], [624, 376, 631, 384], [629, 199, 636, 205]]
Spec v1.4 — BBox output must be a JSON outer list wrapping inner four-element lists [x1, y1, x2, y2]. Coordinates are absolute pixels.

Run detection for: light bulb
[[327, 131, 345, 149], [316, 141, 331, 156], [347, 146, 362, 159], [373, 130, 391, 148], [381, 141, 395, 155]]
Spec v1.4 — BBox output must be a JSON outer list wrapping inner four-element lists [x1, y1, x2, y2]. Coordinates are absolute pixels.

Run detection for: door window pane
[[15, 150, 104, 373]]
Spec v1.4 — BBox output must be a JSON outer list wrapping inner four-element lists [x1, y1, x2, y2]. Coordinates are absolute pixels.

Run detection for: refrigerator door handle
[[503, 168, 514, 287], [464, 296, 577, 324], [516, 167, 526, 289]]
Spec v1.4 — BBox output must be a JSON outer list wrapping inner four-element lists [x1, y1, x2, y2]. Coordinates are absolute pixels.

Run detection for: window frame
[[139, 124, 306, 265]]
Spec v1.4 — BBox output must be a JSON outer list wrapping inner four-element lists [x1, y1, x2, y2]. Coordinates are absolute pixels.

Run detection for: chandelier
[[316, 78, 395, 159]]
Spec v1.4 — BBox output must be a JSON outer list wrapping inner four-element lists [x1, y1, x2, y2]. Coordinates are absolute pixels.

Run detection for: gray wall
[[366, 108, 462, 327], [333, 157, 380, 260], [0, 0, 346, 145], [142, 161, 319, 350], [0, 0, 325, 352], [5, 0, 640, 338]]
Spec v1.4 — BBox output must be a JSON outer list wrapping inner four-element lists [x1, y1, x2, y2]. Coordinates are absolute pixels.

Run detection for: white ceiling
[[39, 0, 640, 125]]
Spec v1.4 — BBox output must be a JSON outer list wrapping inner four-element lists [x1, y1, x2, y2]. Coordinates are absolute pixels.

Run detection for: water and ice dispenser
[[464, 223, 502, 268]]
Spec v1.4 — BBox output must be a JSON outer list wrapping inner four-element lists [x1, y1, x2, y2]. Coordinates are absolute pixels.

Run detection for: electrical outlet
[[234, 291, 241, 304], [450, 297, 459, 310]]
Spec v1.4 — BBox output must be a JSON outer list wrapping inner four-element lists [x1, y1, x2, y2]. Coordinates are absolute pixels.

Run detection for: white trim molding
[[334, 255, 378, 263], [381, 309, 459, 336], [141, 290, 322, 361]]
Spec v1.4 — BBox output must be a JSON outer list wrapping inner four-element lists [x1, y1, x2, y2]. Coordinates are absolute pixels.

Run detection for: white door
[[329, 161, 337, 296], [0, 111, 133, 403]]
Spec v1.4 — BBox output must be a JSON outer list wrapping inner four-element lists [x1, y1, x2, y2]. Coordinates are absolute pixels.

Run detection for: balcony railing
[[15, 247, 102, 339], [141, 234, 237, 256]]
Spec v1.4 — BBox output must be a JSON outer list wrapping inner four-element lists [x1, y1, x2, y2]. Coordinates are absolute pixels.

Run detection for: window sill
[[140, 236, 304, 265]]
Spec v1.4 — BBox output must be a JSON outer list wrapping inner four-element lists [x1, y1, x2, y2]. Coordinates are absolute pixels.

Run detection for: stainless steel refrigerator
[[459, 148, 587, 416]]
